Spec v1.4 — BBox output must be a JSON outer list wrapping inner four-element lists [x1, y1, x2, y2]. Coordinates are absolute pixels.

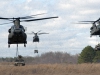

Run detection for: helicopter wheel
[[24, 44, 26, 47], [90, 35, 92, 37], [8, 44, 10, 48]]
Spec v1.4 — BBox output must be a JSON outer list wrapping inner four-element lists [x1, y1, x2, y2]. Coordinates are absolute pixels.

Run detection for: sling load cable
[[34, 42, 38, 53], [16, 44, 19, 57]]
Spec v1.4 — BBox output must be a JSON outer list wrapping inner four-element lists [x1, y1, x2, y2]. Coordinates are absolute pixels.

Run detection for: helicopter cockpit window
[[97, 25, 100, 29], [19, 25, 25, 32], [10, 24, 25, 33]]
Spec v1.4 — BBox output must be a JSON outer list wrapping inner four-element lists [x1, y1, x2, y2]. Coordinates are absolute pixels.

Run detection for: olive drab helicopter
[[77, 18, 100, 51], [78, 18, 100, 37], [95, 43, 100, 51], [8, 18, 27, 48], [0, 14, 58, 48], [29, 30, 49, 42]]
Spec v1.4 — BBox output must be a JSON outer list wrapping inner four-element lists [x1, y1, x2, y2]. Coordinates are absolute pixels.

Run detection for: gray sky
[[0, 0, 100, 57]]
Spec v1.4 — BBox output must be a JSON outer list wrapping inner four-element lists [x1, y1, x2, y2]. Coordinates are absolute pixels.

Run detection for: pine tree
[[78, 46, 95, 63], [93, 51, 100, 63]]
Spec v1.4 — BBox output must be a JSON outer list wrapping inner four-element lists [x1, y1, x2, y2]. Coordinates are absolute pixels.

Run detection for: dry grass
[[0, 63, 100, 75]]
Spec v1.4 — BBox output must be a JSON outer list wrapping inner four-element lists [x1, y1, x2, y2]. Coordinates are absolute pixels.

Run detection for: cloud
[[0, 0, 99, 57], [79, 9, 98, 15]]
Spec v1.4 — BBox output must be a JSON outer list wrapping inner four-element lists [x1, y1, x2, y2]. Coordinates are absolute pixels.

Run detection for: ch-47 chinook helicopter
[[0, 14, 58, 48], [29, 30, 49, 42], [77, 18, 100, 51], [78, 18, 100, 37], [94, 43, 100, 51]]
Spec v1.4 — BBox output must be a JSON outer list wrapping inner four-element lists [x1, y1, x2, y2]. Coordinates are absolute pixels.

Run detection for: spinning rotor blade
[[32, 31, 35, 34], [22, 16, 58, 22], [19, 13, 46, 19], [27, 31, 35, 34], [79, 21, 95, 22], [73, 22, 92, 24], [0, 17, 33, 20], [78, 21, 97, 24], [0, 17, 14, 19], [37, 30, 42, 33], [38, 33, 49, 35], [0, 13, 46, 20], [0, 22, 13, 25], [74, 18, 100, 25], [23, 13, 46, 17], [79, 18, 100, 23]]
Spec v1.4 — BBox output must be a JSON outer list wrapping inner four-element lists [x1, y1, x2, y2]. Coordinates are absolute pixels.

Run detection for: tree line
[[0, 45, 99, 64], [0, 52, 78, 64]]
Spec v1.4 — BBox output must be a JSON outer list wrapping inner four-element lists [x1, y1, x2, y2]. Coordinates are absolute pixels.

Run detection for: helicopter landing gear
[[24, 41, 27, 47], [24, 44, 26, 47], [90, 34, 92, 37], [8, 44, 10, 48]]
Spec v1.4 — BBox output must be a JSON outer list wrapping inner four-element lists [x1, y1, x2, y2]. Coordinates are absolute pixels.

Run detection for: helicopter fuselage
[[33, 35, 39, 42], [8, 19, 27, 47], [0, 15, 57, 47], [90, 25, 100, 37], [95, 44, 100, 51]]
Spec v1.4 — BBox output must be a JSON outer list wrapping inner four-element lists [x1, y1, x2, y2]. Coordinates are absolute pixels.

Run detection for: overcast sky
[[0, 0, 100, 57]]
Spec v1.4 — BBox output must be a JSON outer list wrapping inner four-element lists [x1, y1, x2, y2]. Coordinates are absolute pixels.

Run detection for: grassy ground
[[0, 63, 100, 75]]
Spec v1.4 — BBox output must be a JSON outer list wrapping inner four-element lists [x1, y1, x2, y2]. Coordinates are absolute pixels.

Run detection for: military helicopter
[[8, 18, 27, 47], [0, 14, 58, 47], [77, 18, 100, 37], [29, 30, 49, 42], [76, 18, 100, 51], [94, 43, 100, 51]]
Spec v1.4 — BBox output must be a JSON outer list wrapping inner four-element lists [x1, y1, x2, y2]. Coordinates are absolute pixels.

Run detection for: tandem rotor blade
[[79, 21, 95, 22], [24, 13, 46, 17], [0, 17, 14, 19], [38, 33, 49, 35], [37, 30, 42, 33], [27, 31, 35, 35], [78, 18, 100, 23], [0, 22, 13, 25], [0, 13, 46, 20], [19, 13, 46, 19], [73, 22, 92, 24], [72, 21, 92, 24], [0, 17, 33, 20], [22, 16, 58, 22]]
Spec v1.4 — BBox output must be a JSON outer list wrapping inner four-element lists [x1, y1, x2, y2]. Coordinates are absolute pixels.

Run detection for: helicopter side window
[[19, 25, 25, 32]]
